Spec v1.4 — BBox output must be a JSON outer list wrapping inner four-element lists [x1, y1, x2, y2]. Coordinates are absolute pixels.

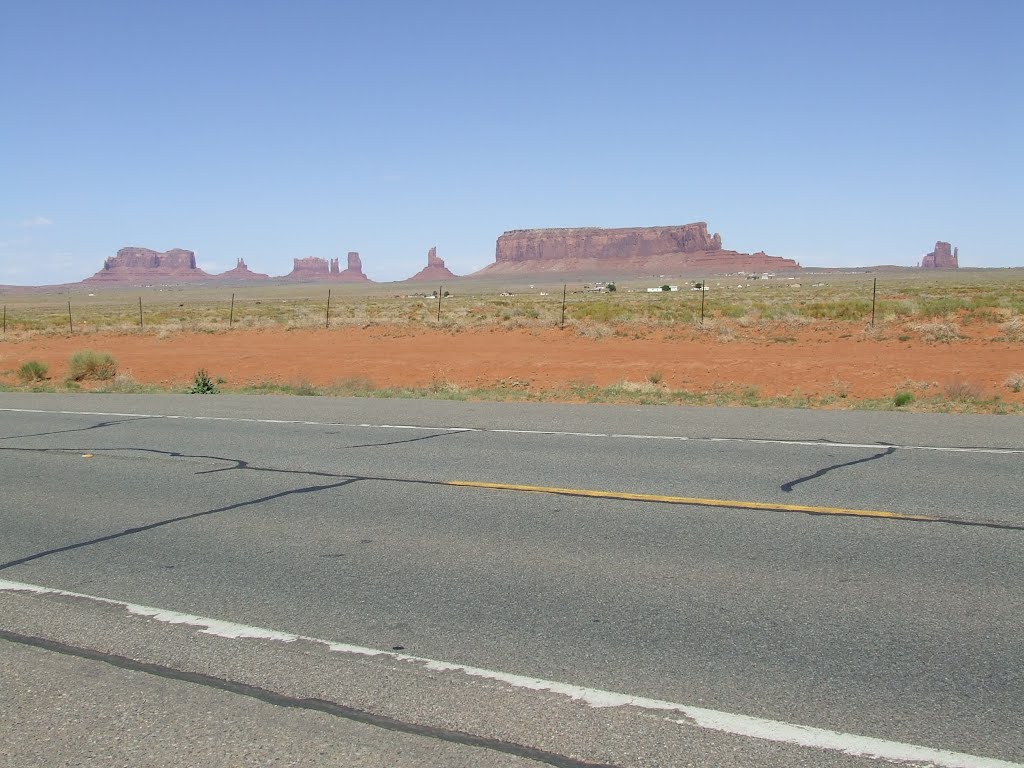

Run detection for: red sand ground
[[2, 324, 1023, 404]]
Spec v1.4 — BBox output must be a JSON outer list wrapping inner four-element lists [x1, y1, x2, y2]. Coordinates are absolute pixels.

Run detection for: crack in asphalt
[[781, 446, 898, 492], [1, 435, 1021, 576], [0, 417, 154, 442], [0, 629, 617, 768]]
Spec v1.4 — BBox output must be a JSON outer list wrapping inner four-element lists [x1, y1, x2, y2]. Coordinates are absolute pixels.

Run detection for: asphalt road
[[1, 393, 1021, 767]]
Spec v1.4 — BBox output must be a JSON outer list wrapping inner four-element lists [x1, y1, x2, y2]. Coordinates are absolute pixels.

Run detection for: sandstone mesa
[[47, 225, 973, 290], [84, 247, 211, 283], [473, 222, 801, 276]]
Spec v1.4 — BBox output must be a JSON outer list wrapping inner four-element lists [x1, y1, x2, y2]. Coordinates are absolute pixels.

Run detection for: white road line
[[0, 578, 1019, 768], [2, 407, 1022, 455]]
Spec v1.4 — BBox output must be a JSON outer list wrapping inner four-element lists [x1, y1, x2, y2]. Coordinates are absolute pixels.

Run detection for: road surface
[[1, 393, 1021, 767]]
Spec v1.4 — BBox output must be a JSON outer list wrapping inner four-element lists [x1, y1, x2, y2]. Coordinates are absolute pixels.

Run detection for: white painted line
[[2, 407, 1022, 455], [1, 577, 1018, 768]]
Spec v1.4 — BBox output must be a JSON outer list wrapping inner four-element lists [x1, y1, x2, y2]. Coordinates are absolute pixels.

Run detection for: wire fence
[[2, 278, 1023, 338]]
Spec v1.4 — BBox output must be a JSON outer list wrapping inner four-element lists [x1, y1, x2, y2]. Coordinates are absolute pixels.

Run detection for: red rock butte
[[406, 246, 457, 281], [473, 222, 800, 276], [285, 252, 371, 282], [85, 247, 211, 283], [920, 241, 959, 269], [215, 258, 270, 280]]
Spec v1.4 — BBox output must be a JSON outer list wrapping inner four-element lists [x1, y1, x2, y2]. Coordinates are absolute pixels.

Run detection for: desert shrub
[[187, 369, 219, 394], [67, 350, 117, 381], [912, 322, 963, 343], [943, 378, 983, 402], [893, 391, 914, 408], [999, 317, 1024, 342], [289, 380, 319, 396], [800, 300, 871, 321], [1003, 373, 1024, 393], [18, 360, 49, 383], [611, 380, 660, 395]]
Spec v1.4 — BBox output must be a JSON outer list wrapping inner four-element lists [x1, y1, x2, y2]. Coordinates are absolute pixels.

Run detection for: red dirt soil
[[2, 324, 1023, 404]]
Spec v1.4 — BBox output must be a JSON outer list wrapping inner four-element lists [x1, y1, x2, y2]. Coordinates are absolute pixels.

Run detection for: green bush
[[18, 360, 49, 383], [187, 369, 220, 394], [893, 391, 914, 408], [67, 351, 117, 381]]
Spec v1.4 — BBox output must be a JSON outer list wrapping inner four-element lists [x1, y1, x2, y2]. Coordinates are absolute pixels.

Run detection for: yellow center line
[[446, 480, 942, 523]]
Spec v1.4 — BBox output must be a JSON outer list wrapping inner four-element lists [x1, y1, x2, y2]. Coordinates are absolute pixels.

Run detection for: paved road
[[1, 393, 1021, 767]]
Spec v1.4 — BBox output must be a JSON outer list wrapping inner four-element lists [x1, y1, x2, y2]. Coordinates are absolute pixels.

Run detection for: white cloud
[[20, 215, 53, 228]]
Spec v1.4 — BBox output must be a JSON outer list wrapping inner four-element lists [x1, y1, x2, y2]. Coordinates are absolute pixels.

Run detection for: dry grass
[[912, 321, 964, 343], [1, 271, 1021, 341], [67, 350, 117, 381], [999, 316, 1024, 342]]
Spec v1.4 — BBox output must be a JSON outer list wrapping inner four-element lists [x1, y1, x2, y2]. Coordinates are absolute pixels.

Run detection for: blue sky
[[2, 0, 1021, 284]]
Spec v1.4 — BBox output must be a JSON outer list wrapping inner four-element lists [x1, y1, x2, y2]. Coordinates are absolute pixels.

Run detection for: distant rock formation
[[920, 241, 959, 269], [406, 246, 457, 281], [341, 251, 370, 281], [472, 223, 800, 276], [285, 253, 370, 281], [84, 247, 210, 283], [287, 256, 331, 278], [214, 258, 270, 280]]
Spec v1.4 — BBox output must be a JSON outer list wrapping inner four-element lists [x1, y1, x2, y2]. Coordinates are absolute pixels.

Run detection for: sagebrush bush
[[67, 350, 117, 381], [944, 378, 983, 402], [893, 391, 914, 407], [912, 322, 963, 343], [18, 360, 49, 383]]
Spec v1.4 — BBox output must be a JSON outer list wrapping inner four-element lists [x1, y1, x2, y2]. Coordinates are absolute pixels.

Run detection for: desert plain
[[2, 270, 1023, 412]]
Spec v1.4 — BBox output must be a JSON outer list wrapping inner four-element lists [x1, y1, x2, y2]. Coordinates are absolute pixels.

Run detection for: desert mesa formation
[[473, 222, 801, 275], [69, 224, 961, 287]]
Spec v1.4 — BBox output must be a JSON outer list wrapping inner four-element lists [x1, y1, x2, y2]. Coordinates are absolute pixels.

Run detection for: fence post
[[138, 296, 144, 329], [326, 289, 331, 328], [560, 284, 567, 329], [871, 278, 877, 327], [229, 294, 235, 328], [436, 285, 443, 322], [700, 284, 706, 326], [68, 301, 74, 334]]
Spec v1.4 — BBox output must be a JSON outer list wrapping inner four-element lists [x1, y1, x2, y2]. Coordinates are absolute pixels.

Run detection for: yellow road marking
[[446, 480, 941, 523]]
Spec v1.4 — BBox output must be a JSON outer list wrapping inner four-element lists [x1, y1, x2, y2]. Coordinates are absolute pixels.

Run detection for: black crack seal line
[[0, 628, 619, 768]]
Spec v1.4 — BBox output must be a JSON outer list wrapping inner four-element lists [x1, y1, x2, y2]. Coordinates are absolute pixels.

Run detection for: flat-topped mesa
[[495, 223, 722, 265], [286, 253, 370, 281], [475, 223, 799, 275], [287, 256, 331, 278], [407, 246, 457, 281], [85, 247, 210, 283], [920, 241, 959, 269]]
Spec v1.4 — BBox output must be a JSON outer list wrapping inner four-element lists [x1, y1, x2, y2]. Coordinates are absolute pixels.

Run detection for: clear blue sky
[[2, 0, 1021, 284]]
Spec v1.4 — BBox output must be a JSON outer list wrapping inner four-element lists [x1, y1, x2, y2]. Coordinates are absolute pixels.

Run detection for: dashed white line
[[0, 578, 1017, 767], [1, 407, 1022, 455]]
